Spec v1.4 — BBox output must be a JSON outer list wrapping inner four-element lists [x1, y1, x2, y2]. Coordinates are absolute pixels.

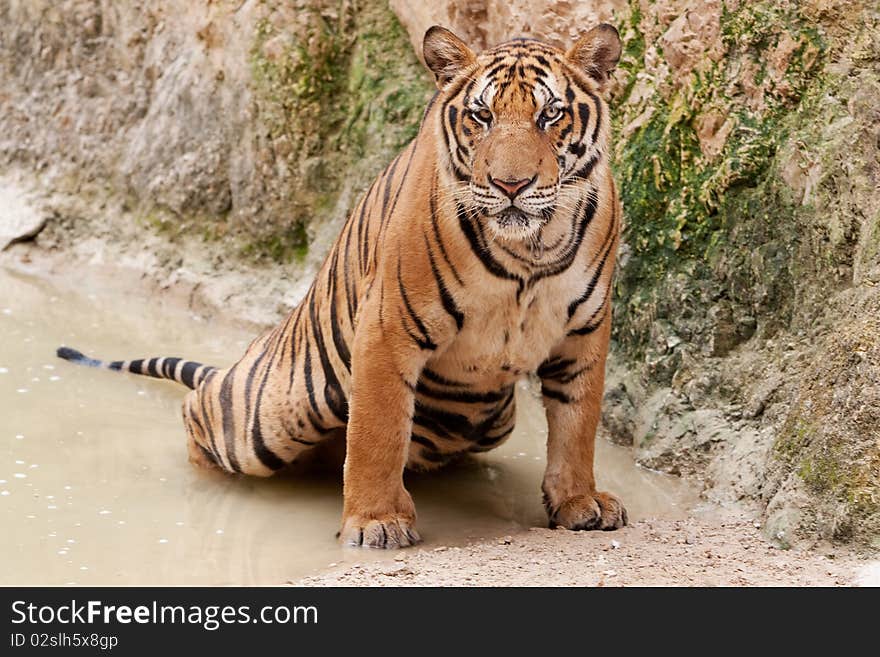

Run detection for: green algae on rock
[[248, 0, 432, 262]]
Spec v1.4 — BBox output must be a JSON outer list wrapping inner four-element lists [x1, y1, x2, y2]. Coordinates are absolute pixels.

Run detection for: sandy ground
[[298, 513, 869, 586]]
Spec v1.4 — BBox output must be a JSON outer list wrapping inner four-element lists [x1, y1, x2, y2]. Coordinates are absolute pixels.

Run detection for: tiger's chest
[[430, 275, 579, 386]]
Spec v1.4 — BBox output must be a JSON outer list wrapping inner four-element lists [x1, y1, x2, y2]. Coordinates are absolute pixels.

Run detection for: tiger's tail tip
[[56, 346, 103, 368]]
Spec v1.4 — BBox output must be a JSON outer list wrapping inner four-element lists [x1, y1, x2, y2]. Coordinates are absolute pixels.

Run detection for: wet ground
[[0, 266, 697, 585]]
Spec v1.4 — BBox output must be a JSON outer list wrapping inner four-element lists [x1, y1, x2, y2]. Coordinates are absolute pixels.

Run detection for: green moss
[[241, 222, 309, 264], [775, 418, 815, 462], [772, 315, 880, 544], [611, 0, 826, 355], [245, 0, 432, 263]]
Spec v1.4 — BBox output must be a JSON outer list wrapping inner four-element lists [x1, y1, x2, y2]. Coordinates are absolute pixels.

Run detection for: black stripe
[[307, 409, 333, 435], [439, 90, 472, 181], [528, 191, 598, 285], [288, 315, 303, 393], [251, 357, 287, 472], [198, 370, 222, 466], [308, 292, 348, 424], [197, 443, 218, 466], [475, 423, 515, 448], [417, 381, 512, 404], [341, 218, 358, 326], [420, 449, 452, 463], [538, 356, 590, 384], [569, 297, 610, 336], [356, 179, 378, 275], [218, 369, 241, 473], [242, 348, 268, 452], [381, 138, 420, 240], [381, 154, 402, 220], [197, 367, 215, 387], [410, 433, 439, 451], [108, 361, 123, 371], [413, 389, 515, 444], [590, 91, 603, 145], [541, 386, 572, 404], [420, 91, 439, 125], [413, 401, 471, 440], [328, 300, 351, 373], [537, 357, 578, 380], [146, 358, 160, 377], [188, 407, 206, 437], [566, 204, 617, 320], [162, 357, 181, 380], [303, 335, 323, 419], [129, 359, 145, 375], [572, 153, 599, 181], [397, 259, 436, 350], [429, 176, 465, 286], [327, 259, 352, 373], [424, 234, 464, 330], [401, 315, 435, 352], [422, 368, 468, 388], [456, 204, 519, 282], [180, 361, 200, 389], [577, 102, 591, 144]]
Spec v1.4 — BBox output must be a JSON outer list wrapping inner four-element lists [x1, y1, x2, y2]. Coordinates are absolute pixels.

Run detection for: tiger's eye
[[541, 105, 562, 123], [472, 108, 493, 124]]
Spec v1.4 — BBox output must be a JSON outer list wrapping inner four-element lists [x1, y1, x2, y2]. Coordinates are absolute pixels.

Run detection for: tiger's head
[[423, 25, 621, 241]]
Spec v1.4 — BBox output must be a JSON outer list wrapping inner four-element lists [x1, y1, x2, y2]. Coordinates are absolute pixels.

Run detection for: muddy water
[[0, 267, 697, 585]]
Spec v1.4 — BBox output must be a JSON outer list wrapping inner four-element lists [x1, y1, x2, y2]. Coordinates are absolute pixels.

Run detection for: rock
[[657, 0, 725, 80], [762, 507, 802, 550], [0, 180, 48, 251], [390, 0, 625, 53], [601, 381, 637, 446], [381, 564, 415, 577]]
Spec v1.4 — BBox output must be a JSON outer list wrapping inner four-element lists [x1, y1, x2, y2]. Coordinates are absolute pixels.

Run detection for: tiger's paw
[[339, 515, 421, 549], [546, 491, 628, 531]]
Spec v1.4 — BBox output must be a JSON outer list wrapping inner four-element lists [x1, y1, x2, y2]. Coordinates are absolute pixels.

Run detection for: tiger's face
[[424, 25, 622, 242]]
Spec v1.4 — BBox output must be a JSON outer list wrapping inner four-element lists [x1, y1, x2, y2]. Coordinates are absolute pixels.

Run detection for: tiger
[[56, 24, 627, 548]]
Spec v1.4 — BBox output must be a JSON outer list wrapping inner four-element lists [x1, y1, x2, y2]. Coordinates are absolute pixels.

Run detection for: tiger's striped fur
[[57, 24, 627, 548]]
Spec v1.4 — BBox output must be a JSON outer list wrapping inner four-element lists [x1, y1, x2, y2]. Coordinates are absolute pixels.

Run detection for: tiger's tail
[[55, 346, 216, 390]]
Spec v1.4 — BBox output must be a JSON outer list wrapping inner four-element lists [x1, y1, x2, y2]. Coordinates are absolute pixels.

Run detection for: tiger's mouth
[[495, 207, 531, 227], [486, 207, 545, 241]]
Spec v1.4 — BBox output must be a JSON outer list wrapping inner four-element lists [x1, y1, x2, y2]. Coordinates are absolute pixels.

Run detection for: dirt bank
[[298, 514, 867, 587]]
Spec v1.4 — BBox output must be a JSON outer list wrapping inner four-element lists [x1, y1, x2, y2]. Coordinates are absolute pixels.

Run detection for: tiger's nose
[[490, 176, 534, 199]]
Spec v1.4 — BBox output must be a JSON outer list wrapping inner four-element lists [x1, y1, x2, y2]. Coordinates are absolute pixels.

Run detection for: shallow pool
[[0, 267, 697, 584]]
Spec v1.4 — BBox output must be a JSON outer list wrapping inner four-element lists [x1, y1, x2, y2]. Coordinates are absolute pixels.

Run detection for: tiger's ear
[[566, 24, 622, 91], [423, 26, 476, 89]]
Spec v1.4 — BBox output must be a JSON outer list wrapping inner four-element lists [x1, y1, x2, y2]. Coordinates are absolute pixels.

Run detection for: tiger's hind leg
[[182, 389, 227, 472], [180, 371, 323, 478]]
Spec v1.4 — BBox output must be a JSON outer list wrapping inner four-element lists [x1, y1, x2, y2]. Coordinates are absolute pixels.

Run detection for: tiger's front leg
[[339, 297, 430, 549], [539, 317, 628, 531]]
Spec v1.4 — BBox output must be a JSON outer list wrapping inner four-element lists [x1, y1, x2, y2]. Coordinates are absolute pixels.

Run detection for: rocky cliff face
[[1, 1, 877, 546], [0, 0, 431, 262]]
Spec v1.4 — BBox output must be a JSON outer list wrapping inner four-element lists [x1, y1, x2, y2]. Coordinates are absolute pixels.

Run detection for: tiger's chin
[[487, 207, 543, 242]]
